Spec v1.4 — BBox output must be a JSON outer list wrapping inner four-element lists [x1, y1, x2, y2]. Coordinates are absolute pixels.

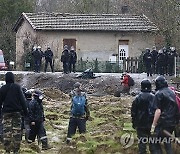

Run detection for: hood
[[5, 72, 14, 83]]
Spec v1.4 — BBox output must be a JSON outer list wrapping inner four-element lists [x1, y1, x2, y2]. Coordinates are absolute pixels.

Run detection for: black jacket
[[69, 50, 77, 63], [154, 87, 179, 127], [0, 72, 27, 116], [61, 49, 70, 62], [29, 98, 45, 122], [44, 49, 53, 61], [131, 92, 155, 129]]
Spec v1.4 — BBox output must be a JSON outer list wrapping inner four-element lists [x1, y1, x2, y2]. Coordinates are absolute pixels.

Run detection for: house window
[[119, 40, 129, 61], [63, 39, 76, 50]]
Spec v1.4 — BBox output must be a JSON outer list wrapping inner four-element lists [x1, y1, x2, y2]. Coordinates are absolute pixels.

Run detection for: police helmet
[[141, 79, 151, 92], [25, 90, 32, 99], [33, 89, 44, 100], [155, 76, 168, 90]]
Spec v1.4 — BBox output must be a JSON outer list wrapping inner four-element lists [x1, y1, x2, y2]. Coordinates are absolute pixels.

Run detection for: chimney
[[121, 5, 129, 14]]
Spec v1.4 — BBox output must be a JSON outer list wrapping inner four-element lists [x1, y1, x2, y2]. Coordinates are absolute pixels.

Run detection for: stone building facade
[[13, 13, 158, 70]]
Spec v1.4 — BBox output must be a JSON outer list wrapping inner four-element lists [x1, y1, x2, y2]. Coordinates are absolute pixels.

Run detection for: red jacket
[[121, 75, 129, 87]]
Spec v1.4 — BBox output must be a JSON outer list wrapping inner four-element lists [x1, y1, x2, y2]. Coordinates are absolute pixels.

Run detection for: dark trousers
[[44, 59, 53, 72], [69, 62, 76, 73], [67, 117, 86, 139], [63, 62, 69, 73], [153, 126, 175, 154], [28, 121, 48, 147], [168, 62, 174, 76], [34, 60, 41, 72], [145, 64, 152, 77], [3, 112, 22, 153], [137, 128, 155, 154], [0, 118, 3, 143]]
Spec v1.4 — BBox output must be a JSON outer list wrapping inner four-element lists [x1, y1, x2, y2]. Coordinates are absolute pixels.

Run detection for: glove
[[150, 125, 155, 134]]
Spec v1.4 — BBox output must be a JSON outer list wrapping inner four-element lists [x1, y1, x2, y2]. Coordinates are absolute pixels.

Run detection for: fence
[[175, 56, 180, 77], [76, 57, 145, 73]]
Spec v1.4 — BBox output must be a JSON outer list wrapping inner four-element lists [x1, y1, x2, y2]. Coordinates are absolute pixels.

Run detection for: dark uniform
[[61, 45, 70, 74], [156, 50, 165, 75], [131, 79, 156, 154], [152, 76, 179, 154], [32, 47, 42, 73], [168, 48, 177, 76], [143, 49, 152, 77], [28, 90, 50, 150], [44, 47, 54, 73], [66, 82, 90, 144], [24, 90, 32, 142], [151, 47, 158, 74], [69, 46, 77, 73], [0, 72, 28, 153]]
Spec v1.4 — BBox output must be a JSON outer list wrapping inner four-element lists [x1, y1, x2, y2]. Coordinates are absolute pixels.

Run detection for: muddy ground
[[0, 72, 179, 154]]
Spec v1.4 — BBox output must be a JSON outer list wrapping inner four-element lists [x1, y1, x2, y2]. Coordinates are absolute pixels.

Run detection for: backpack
[[128, 76, 135, 86], [71, 95, 86, 116]]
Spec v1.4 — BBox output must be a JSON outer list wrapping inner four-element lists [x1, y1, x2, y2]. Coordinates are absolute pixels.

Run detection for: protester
[[61, 45, 70, 74], [0, 72, 28, 154], [131, 79, 156, 154], [151, 76, 179, 154], [121, 72, 134, 94], [24, 90, 32, 142], [28, 89, 51, 150], [69, 46, 77, 73], [44, 46, 54, 73], [66, 82, 90, 144]]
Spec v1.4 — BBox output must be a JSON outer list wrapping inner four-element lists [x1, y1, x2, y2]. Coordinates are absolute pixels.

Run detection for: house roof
[[13, 12, 159, 32]]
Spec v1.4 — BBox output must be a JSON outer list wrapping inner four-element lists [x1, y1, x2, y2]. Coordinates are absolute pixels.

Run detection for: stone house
[[13, 12, 158, 71]]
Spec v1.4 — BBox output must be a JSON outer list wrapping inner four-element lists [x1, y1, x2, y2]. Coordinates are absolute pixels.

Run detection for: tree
[[0, 0, 35, 63]]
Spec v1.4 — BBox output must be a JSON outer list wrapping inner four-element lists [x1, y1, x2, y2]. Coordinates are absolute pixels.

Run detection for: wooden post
[[123, 58, 126, 72]]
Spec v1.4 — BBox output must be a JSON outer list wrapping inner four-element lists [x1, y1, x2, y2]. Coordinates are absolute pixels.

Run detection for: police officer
[[69, 46, 77, 73], [131, 79, 156, 154], [32, 46, 42, 73], [28, 90, 51, 150], [151, 76, 179, 154], [156, 49, 165, 75], [0, 72, 28, 154], [61, 45, 70, 74], [44, 46, 54, 73], [143, 48, 152, 77], [168, 47, 177, 76], [151, 46, 158, 74], [37, 46, 44, 71]]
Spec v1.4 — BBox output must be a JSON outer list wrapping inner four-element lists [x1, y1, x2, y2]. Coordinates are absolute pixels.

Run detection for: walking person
[[44, 46, 54, 73], [28, 90, 51, 150], [150, 76, 179, 154], [131, 79, 156, 154], [69, 46, 77, 73], [61, 45, 70, 74], [66, 82, 90, 144], [0, 72, 28, 154]]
